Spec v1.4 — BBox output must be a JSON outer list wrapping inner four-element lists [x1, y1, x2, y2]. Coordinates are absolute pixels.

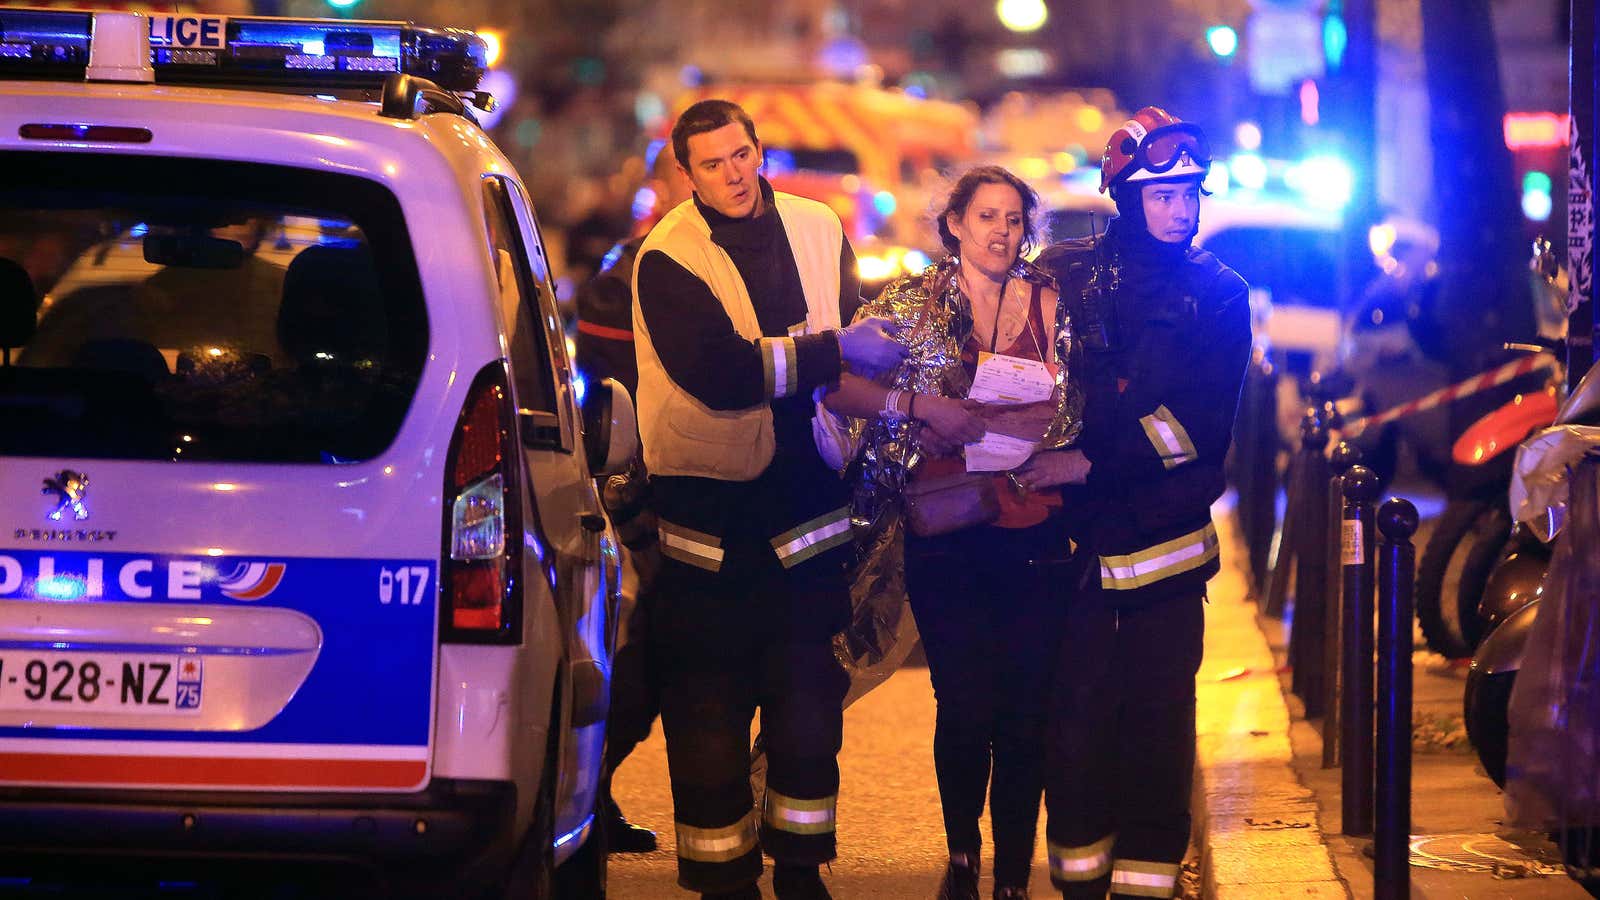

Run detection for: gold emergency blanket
[[847, 254, 1084, 534]]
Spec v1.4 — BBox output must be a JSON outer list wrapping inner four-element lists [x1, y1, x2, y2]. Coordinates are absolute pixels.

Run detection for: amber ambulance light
[[20, 123, 153, 143]]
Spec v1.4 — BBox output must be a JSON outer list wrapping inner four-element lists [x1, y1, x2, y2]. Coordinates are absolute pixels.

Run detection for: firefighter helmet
[[1099, 107, 1212, 193]]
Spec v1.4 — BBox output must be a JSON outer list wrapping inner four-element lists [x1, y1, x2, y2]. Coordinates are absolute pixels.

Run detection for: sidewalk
[[1195, 513, 1584, 899]]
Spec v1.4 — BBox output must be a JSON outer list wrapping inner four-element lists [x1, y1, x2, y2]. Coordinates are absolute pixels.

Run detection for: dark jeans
[[905, 519, 1070, 887]]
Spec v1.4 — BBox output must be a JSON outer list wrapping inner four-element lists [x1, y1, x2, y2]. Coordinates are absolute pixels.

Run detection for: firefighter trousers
[[651, 539, 851, 894], [1044, 589, 1205, 899]]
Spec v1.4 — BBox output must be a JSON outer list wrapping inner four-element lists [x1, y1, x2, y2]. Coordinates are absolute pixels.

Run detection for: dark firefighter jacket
[[1038, 218, 1252, 606]]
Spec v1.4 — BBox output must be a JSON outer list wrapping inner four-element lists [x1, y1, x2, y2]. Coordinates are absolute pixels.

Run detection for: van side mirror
[[580, 377, 639, 477], [0, 259, 39, 364]]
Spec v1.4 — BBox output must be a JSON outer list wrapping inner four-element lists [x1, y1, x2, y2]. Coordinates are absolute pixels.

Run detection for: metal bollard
[[1323, 441, 1362, 768], [1291, 420, 1331, 715], [1264, 406, 1321, 618], [1340, 465, 1379, 836], [1376, 497, 1419, 898]]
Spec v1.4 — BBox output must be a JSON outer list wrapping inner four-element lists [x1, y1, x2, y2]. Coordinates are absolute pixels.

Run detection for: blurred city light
[[996, 0, 1048, 33], [1522, 190, 1553, 222], [1287, 155, 1353, 210], [904, 249, 931, 272], [476, 28, 502, 67], [1203, 162, 1230, 196], [1052, 151, 1078, 174], [1368, 223, 1397, 259], [1074, 106, 1105, 133], [873, 190, 897, 216], [1206, 25, 1239, 59], [1523, 170, 1554, 221], [326, 0, 360, 9], [1299, 79, 1320, 126], [1018, 156, 1051, 181], [1229, 153, 1268, 191], [1323, 13, 1347, 70], [1503, 112, 1570, 150], [1234, 121, 1262, 152]]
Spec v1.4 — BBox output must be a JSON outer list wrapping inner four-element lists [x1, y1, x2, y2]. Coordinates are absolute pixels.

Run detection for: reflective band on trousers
[[1109, 859, 1181, 898], [770, 507, 853, 569], [1139, 403, 1198, 469], [1047, 834, 1114, 880], [1100, 522, 1219, 590], [676, 815, 758, 863], [762, 788, 837, 835], [760, 336, 799, 399], [658, 519, 725, 572]]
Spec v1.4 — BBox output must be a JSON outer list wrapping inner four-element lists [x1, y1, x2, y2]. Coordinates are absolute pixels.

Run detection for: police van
[[0, 9, 635, 897]]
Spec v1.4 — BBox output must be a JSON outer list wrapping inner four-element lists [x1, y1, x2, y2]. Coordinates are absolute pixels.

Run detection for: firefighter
[[1030, 107, 1251, 899], [575, 141, 696, 855], [631, 98, 905, 900]]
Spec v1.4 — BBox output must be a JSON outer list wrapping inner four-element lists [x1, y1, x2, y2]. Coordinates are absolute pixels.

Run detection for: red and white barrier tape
[[1339, 354, 1558, 437]]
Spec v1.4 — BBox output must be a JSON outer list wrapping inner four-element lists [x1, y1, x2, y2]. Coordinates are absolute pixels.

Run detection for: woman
[[824, 166, 1088, 900]]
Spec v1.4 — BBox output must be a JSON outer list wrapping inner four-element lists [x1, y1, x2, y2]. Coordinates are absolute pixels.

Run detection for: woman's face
[[947, 181, 1025, 279]]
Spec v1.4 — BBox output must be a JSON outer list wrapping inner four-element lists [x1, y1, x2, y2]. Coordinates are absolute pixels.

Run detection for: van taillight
[[441, 363, 521, 643]]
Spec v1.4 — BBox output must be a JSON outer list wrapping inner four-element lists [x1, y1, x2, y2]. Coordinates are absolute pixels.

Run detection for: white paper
[[968, 351, 1055, 405], [965, 432, 1037, 473]]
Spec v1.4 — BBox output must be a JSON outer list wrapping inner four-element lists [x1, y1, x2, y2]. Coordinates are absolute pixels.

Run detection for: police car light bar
[[0, 9, 487, 92]]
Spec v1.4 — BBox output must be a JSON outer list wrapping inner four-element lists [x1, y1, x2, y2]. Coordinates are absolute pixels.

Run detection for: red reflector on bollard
[[20, 123, 153, 143]]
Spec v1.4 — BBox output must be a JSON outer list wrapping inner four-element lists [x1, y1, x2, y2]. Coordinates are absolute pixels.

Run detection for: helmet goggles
[[1124, 123, 1212, 183]]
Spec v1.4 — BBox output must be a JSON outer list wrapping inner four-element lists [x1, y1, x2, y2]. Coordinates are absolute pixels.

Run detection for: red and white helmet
[[1099, 106, 1212, 193]]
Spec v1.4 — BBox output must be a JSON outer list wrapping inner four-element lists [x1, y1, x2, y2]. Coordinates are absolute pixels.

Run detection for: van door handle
[[579, 513, 607, 533]]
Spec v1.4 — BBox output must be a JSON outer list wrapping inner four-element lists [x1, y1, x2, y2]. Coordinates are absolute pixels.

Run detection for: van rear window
[[0, 153, 428, 463]]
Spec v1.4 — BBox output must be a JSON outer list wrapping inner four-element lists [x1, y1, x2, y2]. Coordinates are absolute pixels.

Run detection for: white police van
[[0, 9, 636, 897]]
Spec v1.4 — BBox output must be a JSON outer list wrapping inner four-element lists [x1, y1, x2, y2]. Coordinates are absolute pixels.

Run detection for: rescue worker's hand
[[1012, 449, 1092, 489], [917, 395, 986, 445], [837, 316, 908, 374]]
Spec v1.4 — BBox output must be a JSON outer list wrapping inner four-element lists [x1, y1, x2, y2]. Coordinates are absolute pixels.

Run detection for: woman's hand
[[916, 395, 986, 445], [1011, 449, 1091, 489]]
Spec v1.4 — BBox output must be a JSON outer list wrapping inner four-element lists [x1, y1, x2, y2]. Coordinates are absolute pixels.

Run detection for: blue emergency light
[[0, 8, 486, 91]]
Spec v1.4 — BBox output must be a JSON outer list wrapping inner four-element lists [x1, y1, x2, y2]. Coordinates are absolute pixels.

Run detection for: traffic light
[[1522, 171, 1553, 222]]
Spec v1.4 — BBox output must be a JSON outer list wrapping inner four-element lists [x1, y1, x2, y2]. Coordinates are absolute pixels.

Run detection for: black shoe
[[937, 856, 980, 900], [702, 886, 762, 900], [993, 887, 1029, 900], [772, 864, 832, 900], [604, 802, 658, 854]]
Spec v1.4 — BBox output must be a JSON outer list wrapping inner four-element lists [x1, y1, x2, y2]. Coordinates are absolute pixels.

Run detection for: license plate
[[0, 652, 202, 714]]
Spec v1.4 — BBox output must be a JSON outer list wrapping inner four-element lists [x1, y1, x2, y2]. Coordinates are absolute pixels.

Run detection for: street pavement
[[607, 662, 1062, 898]]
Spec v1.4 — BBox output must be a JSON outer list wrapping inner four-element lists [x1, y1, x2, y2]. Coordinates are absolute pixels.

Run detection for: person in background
[[575, 141, 696, 855], [1033, 107, 1251, 900], [576, 142, 695, 393], [825, 165, 1085, 900], [632, 98, 905, 900]]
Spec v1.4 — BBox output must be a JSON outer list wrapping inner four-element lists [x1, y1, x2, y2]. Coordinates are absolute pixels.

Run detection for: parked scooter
[[1464, 356, 1600, 787], [1416, 239, 1569, 659]]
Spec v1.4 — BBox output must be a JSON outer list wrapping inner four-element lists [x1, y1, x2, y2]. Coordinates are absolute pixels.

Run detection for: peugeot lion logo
[[42, 470, 90, 522]]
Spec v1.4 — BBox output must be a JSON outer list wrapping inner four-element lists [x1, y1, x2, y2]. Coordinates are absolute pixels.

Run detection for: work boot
[[772, 863, 832, 900], [604, 798, 658, 853], [936, 854, 980, 900], [702, 884, 762, 900]]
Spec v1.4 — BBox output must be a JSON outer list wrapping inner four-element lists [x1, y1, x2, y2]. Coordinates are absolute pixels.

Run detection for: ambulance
[[0, 9, 633, 897]]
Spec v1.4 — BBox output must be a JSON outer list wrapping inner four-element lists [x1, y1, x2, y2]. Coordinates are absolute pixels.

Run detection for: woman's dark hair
[[936, 165, 1043, 258], [671, 99, 760, 171]]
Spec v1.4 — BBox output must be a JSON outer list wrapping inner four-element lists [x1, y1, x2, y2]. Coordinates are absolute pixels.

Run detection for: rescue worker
[[1031, 107, 1251, 899], [576, 141, 696, 855], [632, 98, 906, 899]]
